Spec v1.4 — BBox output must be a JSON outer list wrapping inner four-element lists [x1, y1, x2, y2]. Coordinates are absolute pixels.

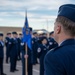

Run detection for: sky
[[0, 0, 75, 31]]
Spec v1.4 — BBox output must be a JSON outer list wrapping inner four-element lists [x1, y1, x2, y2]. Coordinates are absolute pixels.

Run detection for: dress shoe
[[10, 70, 15, 72], [15, 69, 19, 71], [1, 73, 7, 75]]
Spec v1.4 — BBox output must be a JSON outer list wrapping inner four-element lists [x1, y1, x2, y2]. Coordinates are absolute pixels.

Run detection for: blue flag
[[22, 11, 32, 50], [24, 12, 29, 28]]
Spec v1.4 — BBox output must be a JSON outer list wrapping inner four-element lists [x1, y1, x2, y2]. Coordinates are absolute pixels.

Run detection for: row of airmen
[[0, 29, 58, 75], [0, 32, 22, 75]]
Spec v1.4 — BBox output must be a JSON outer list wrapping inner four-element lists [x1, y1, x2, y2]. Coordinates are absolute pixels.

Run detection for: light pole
[[47, 19, 48, 31]]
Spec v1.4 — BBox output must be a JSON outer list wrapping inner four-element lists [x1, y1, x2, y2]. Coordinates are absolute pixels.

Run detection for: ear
[[56, 24, 61, 34]]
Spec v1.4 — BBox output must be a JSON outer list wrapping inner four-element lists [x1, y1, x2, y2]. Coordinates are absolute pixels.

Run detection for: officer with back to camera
[[44, 4, 75, 75]]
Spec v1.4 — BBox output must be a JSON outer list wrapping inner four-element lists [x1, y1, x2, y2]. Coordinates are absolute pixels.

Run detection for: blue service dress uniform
[[20, 42, 33, 75], [10, 38, 18, 72], [5, 37, 11, 63], [32, 37, 38, 64], [48, 37, 58, 50], [0, 41, 4, 75], [17, 38, 21, 60], [44, 39, 75, 75], [37, 44, 48, 75]]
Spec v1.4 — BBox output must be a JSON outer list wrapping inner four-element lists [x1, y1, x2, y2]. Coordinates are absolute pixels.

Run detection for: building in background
[[0, 26, 22, 37], [0, 26, 49, 37], [34, 29, 49, 34]]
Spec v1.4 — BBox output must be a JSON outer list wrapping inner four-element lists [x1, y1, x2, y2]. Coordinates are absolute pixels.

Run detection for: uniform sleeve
[[5, 38, 8, 46], [44, 51, 65, 75], [20, 42, 25, 53]]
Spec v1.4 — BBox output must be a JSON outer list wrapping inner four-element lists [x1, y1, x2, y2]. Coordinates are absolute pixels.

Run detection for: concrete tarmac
[[3, 60, 39, 75]]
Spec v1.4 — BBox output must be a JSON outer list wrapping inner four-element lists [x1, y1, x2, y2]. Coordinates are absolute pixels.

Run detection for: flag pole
[[25, 43, 28, 75]]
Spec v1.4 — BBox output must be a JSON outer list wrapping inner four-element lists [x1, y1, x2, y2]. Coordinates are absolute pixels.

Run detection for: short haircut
[[56, 16, 75, 36]]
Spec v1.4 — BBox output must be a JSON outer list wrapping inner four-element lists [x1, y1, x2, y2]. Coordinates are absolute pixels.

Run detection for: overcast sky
[[0, 0, 75, 31]]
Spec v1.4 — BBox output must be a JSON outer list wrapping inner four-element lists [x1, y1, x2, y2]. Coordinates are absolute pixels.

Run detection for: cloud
[[0, 18, 3, 21], [0, 0, 75, 31], [0, 0, 71, 11]]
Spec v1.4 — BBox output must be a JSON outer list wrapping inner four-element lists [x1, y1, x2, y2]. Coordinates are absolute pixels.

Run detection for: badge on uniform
[[37, 48, 41, 52], [21, 43, 24, 46], [49, 42, 53, 45]]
